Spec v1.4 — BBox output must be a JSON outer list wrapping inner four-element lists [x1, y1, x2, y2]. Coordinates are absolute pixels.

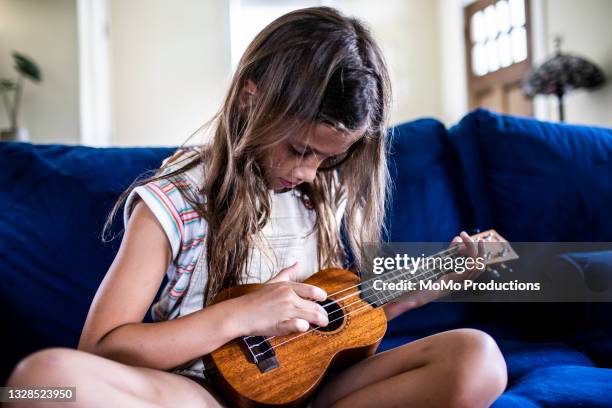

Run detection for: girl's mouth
[[279, 177, 298, 188]]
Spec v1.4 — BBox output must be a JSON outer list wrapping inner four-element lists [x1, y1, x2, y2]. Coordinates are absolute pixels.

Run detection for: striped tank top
[[123, 149, 344, 379]]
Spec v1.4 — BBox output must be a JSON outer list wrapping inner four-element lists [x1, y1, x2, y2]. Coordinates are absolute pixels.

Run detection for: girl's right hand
[[232, 261, 329, 337]]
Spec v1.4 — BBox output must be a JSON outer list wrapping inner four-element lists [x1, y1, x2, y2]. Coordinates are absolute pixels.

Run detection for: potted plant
[[1, 51, 42, 141]]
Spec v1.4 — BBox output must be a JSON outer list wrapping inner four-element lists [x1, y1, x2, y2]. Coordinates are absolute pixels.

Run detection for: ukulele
[[203, 230, 518, 407]]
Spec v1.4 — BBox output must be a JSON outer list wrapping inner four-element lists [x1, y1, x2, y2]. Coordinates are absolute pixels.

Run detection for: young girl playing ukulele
[[7, 7, 507, 407]]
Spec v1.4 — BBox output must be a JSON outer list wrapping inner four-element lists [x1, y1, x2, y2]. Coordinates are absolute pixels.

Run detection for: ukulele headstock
[[469, 229, 519, 267]]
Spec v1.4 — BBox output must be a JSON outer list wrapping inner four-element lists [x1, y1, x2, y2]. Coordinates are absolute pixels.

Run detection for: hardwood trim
[[464, 0, 534, 115]]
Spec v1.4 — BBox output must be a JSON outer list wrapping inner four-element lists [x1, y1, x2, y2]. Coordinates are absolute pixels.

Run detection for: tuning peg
[[488, 268, 501, 279]]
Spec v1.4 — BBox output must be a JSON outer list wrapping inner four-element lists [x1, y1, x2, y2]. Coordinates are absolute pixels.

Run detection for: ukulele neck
[[356, 229, 519, 307], [358, 246, 460, 307]]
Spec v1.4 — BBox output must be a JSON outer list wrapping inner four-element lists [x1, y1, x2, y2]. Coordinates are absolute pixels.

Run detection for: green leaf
[[12, 51, 42, 82]]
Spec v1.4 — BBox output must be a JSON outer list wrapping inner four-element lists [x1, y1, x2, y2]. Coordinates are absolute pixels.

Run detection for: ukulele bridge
[[241, 336, 279, 373]]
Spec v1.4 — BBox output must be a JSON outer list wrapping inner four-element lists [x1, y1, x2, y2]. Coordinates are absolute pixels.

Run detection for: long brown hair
[[103, 6, 392, 305]]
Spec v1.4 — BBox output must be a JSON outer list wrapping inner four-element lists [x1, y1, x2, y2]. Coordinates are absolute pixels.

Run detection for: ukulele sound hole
[[315, 299, 344, 332]]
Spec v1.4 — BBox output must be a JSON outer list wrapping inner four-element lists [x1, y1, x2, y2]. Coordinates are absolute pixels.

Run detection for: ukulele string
[[257, 290, 407, 357], [248, 247, 462, 349], [325, 246, 461, 306], [243, 245, 461, 343], [251, 247, 465, 353]]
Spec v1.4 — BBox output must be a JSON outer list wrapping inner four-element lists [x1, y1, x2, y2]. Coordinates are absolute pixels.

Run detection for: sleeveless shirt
[[123, 150, 345, 379]]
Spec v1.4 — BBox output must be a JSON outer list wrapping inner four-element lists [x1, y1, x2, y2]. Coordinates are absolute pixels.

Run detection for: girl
[[6, 7, 507, 408]]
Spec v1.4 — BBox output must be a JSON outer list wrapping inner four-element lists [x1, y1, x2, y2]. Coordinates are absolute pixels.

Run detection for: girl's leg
[[5, 348, 224, 408], [312, 328, 507, 408]]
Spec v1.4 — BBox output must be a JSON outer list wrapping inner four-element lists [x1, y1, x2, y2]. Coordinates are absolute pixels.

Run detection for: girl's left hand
[[383, 231, 486, 320], [448, 231, 486, 282]]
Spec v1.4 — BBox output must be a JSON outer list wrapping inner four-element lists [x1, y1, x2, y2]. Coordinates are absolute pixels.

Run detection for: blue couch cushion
[[386, 118, 472, 242], [494, 365, 612, 408], [497, 339, 595, 382], [381, 332, 601, 408], [479, 251, 612, 340], [552, 250, 612, 367], [448, 109, 612, 242], [554, 251, 612, 303], [0, 142, 174, 383], [568, 327, 612, 369], [384, 119, 478, 336]]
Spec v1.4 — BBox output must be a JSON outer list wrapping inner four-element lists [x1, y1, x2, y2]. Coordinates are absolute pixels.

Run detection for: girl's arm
[[383, 232, 485, 321], [78, 201, 242, 370], [79, 201, 328, 370]]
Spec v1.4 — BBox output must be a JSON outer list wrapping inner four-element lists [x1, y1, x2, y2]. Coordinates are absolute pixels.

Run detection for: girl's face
[[262, 123, 363, 192]]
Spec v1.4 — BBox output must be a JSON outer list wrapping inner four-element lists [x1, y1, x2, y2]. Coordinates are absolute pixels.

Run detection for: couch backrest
[[381, 118, 478, 336], [0, 142, 174, 382], [448, 109, 612, 242], [385, 118, 473, 242]]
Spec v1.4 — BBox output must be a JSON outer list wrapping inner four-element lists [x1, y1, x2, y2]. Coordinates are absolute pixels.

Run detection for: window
[[470, 0, 528, 76], [465, 0, 533, 116]]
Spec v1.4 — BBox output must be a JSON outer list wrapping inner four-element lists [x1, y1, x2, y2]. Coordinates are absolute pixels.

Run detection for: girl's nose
[[292, 165, 317, 184]]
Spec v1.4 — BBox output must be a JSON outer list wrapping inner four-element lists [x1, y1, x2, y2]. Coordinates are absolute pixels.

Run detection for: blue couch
[[1, 109, 611, 406]]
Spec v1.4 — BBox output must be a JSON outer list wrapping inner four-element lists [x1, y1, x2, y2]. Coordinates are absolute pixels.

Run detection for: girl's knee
[[8, 348, 86, 386], [440, 329, 508, 407]]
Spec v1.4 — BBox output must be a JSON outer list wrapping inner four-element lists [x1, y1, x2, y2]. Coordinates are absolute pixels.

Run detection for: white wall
[[326, 0, 443, 126], [2, 1, 609, 147], [0, 0, 79, 144], [108, 0, 231, 147], [538, 0, 612, 126], [109, 0, 443, 145], [438, 0, 469, 126], [439, 0, 612, 127]]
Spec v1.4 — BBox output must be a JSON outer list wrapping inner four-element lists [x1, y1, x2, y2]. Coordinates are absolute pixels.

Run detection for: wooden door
[[464, 0, 533, 116]]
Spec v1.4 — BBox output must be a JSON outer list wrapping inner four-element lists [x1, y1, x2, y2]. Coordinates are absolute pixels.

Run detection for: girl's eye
[[289, 145, 309, 157]]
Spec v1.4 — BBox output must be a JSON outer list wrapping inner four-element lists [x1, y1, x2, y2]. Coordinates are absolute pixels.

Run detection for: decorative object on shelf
[[523, 36, 606, 122], [1, 51, 42, 142]]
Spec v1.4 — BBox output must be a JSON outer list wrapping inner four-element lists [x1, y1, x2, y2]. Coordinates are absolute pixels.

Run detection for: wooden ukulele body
[[204, 268, 387, 407]]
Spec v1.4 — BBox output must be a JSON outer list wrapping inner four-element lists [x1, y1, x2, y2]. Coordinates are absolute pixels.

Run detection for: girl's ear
[[238, 79, 258, 113]]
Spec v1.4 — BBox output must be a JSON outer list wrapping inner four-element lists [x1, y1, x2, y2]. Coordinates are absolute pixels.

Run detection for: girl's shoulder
[[159, 147, 205, 192], [124, 148, 207, 263]]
